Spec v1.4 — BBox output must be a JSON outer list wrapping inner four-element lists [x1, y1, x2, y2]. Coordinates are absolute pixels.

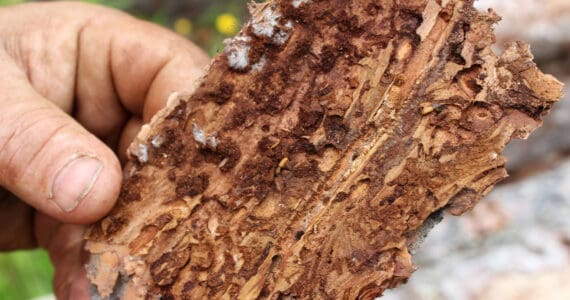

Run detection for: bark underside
[[85, 0, 563, 299]]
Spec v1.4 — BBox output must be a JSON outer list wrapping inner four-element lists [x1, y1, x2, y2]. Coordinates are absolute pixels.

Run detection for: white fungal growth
[[274, 20, 295, 45], [227, 44, 250, 70], [252, 5, 282, 38], [250, 4, 294, 45], [226, 4, 296, 71], [274, 31, 289, 45], [192, 123, 207, 146], [292, 0, 312, 8], [151, 135, 164, 148], [224, 34, 252, 71], [193, 122, 219, 149], [207, 136, 219, 148], [251, 56, 267, 72], [132, 144, 149, 164]]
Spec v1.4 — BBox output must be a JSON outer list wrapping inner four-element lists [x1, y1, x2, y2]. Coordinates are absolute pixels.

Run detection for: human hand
[[0, 2, 209, 298]]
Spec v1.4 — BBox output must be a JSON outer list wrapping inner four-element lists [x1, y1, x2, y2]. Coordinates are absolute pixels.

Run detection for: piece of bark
[[85, 0, 563, 299], [475, 0, 570, 60]]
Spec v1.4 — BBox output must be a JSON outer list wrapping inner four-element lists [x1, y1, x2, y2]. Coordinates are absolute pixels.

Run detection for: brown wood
[[85, 0, 563, 299]]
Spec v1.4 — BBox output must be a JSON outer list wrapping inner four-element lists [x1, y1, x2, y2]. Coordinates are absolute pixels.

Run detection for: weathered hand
[[0, 2, 209, 298]]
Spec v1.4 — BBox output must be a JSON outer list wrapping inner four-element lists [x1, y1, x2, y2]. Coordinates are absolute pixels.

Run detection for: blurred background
[[0, 0, 253, 56], [0, 0, 568, 299]]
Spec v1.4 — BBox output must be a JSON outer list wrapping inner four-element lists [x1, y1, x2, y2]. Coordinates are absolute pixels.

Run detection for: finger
[[118, 117, 144, 164], [138, 53, 209, 122], [0, 2, 129, 140], [1, 2, 209, 142], [0, 53, 122, 224], [36, 215, 90, 300], [75, 10, 209, 125]]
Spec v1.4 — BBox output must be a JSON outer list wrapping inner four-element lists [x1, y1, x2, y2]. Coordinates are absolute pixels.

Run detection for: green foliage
[[0, 0, 25, 5], [77, 0, 133, 10], [0, 250, 54, 299]]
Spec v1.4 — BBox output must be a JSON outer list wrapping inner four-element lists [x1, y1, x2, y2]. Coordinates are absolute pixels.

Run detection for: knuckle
[[0, 111, 71, 186]]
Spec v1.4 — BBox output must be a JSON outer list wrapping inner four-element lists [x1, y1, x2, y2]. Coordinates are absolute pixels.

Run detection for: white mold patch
[[151, 135, 164, 148], [292, 0, 312, 8], [273, 21, 295, 45], [207, 136, 219, 148], [193, 123, 219, 149], [251, 56, 267, 72], [132, 144, 149, 164], [224, 34, 252, 71], [252, 4, 282, 38], [250, 4, 294, 46], [226, 4, 295, 71], [192, 123, 207, 146]]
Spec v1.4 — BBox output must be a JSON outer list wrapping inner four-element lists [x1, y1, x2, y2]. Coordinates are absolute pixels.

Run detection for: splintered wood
[[85, 0, 563, 299]]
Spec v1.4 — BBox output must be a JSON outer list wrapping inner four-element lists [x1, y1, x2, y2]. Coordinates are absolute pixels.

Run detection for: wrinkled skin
[[0, 2, 208, 299]]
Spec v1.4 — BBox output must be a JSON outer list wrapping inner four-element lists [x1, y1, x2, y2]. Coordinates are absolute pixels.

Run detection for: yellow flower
[[174, 18, 193, 36], [216, 13, 239, 35]]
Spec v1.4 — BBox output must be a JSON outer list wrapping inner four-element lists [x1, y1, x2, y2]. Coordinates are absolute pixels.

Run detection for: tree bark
[[85, 0, 563, 299]]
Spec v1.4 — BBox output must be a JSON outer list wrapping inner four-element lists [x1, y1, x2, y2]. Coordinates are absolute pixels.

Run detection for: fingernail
[[51, 155, 103, 212]]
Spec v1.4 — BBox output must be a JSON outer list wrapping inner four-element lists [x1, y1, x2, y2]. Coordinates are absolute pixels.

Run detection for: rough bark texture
[[85, 0, 563, 299]]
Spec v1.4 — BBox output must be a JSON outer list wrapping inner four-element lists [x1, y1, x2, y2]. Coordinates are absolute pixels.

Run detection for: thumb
[[0, 77, 122, 225]]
